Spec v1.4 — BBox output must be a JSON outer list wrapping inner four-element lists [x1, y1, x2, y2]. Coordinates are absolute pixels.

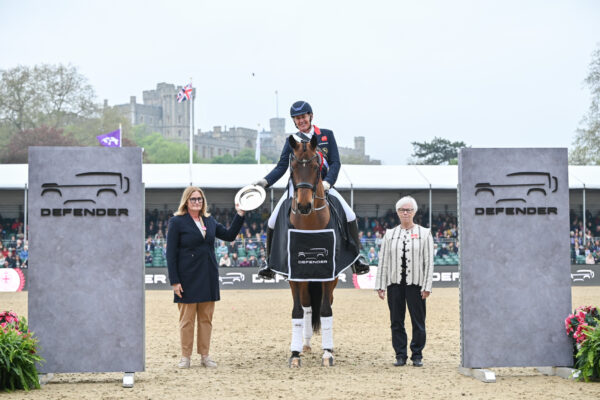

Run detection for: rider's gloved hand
[[322, 181, 331, 192], [252, 178, 268, 188]]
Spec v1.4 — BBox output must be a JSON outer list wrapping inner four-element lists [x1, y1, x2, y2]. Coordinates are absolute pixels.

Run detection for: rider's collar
[[298, 125, 314, 140]]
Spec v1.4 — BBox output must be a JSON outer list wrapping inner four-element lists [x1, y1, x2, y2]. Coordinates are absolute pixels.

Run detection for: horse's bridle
[[289, 143, 327, 215]]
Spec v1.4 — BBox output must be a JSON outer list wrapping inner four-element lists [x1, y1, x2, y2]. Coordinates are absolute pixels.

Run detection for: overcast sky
[[1, 0, 599, 164]]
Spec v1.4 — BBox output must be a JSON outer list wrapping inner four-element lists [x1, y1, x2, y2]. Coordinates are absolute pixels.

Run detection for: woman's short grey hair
[[395, 196, 418, 213]]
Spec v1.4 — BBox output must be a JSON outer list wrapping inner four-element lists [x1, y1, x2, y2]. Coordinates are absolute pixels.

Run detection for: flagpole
[[189, 78, 193, 186], [119, 123, 122, 148]]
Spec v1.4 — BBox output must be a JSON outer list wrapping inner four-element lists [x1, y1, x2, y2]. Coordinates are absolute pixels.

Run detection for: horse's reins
[[289, 141, 327, 215]]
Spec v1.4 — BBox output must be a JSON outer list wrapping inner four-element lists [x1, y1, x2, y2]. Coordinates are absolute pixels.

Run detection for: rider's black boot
[[258, 227, 276, 279], [348, 220, 370, 275]]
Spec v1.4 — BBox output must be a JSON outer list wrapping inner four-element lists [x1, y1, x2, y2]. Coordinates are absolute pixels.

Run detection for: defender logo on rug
[[288, 229, 336, 281]]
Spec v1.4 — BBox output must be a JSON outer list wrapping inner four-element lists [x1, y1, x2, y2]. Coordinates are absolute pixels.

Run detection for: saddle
[[268, 195, 360, 280]]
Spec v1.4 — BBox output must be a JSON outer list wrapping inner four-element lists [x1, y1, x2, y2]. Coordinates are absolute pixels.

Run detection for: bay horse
[[287, 133, 336, 368]]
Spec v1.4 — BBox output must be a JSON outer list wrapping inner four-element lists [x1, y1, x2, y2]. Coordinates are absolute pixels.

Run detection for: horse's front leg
[[289, 282, 305, 367], [320, 280, 337, 366]]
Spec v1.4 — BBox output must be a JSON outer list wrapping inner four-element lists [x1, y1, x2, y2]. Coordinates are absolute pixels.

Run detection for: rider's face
[[293, 113, 312, 133]]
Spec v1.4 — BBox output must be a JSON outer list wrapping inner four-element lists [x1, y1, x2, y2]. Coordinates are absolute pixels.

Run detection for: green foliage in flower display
[[0, 311, 44, 392], [565, 306, 600, 382], [575, 318, 600, 382]]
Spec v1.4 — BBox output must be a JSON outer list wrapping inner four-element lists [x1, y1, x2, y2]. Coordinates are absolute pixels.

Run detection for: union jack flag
[[176, 83, 193, 103]]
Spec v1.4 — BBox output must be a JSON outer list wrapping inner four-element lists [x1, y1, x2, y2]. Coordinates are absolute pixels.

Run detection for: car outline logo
[[298, 247, 328, 261], [41, 171, 130, 205], [570, 269, 594, 282], [474, 171, 558, 204], [219, 272, 245, 285]]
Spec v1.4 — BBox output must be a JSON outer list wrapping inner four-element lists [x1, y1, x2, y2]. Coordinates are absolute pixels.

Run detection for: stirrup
[[351, 257, 370, 275], [258, 265, 276, 280]]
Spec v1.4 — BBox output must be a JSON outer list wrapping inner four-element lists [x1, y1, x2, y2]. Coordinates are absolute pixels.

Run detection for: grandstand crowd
[[2, 208, 599, 269]]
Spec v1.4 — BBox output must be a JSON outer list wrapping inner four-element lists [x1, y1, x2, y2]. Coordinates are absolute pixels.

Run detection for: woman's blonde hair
[[174, 186, 210, 216]]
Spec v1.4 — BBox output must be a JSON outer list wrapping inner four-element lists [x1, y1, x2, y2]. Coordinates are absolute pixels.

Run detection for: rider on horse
[[252, 100, 370, 279]]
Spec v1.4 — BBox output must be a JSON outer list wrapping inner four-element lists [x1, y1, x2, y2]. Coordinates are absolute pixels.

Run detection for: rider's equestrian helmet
[[290, 101, 313, 117]]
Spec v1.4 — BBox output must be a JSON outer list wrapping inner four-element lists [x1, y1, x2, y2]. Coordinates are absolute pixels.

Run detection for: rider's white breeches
[[267, 184, 356, 229]]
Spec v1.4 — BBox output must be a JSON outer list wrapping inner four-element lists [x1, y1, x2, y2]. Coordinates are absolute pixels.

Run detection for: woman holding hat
[[167, 186, 245, 369], [375, 196, 434, 367]]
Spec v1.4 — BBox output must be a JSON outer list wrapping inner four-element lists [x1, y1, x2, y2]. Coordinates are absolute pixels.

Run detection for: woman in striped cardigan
[[375, 196, 434, 367]]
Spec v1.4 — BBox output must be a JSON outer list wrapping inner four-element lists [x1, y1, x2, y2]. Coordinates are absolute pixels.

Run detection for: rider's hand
[[322, 181, 331, 192], [252, 178, 268, 188]]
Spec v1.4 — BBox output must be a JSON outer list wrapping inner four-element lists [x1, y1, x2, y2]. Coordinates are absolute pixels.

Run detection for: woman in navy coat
[[167, 186, 245, 369]]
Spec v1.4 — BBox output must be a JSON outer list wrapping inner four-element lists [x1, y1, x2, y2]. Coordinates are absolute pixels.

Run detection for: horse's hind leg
[[320, 280, 337, 366]]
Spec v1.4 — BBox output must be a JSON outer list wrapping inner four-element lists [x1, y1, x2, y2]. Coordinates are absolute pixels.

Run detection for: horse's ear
[[288, 135, 298, 149], [310, 133, 318, 150]]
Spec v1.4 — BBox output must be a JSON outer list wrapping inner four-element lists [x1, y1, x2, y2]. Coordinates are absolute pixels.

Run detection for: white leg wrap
[[321, 316, 333, 350], [302, 306, 313, 346], [291, 319, 303, 353]]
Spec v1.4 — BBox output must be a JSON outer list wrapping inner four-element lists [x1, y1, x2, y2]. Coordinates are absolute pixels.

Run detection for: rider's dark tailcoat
[[264, 125, 340, 188]]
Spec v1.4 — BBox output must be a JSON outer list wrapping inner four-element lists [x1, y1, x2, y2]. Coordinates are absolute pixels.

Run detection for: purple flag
[[96, 129, 121, 147]]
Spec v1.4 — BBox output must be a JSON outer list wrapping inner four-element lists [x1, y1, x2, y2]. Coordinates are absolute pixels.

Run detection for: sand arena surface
[[1, 287, 600, 399]]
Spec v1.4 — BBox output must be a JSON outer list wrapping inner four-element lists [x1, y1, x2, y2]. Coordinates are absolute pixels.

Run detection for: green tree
[[0, 64, 96, 132], [409, 137, 467, 165], [0, 126, 80, 163], [136, 132, 207, 163], [570, 46, 600, 165], [64, 107, 131, 146]]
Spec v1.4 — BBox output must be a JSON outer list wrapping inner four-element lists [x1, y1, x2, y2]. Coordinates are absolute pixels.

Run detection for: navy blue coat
[[166, 213, 244, 303], [264, 126, 341, 188]]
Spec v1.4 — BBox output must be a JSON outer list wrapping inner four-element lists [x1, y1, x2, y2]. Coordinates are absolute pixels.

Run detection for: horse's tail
[[308, 281, 322, 333]]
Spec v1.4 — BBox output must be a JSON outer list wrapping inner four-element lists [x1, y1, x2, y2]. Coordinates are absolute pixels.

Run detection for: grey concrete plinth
[[28, 147, 145, 374], [536, 367, 579, 380], [458, 367, 496, 383], [458, 148, 573, 369]]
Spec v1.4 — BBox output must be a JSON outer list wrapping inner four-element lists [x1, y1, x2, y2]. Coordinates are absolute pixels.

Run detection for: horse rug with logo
[[268, 196, 359, 281]]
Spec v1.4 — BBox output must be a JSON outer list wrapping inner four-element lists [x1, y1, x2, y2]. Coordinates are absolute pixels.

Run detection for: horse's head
[[289, 134, 323, 215]]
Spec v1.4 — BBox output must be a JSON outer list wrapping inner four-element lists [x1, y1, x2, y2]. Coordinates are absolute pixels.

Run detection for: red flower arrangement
[[565, 306, 599, 345]]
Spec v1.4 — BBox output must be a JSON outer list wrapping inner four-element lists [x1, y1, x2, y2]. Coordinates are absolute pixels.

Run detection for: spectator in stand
[[248, 255, 258, 268], [245, 238, 258, 253], [145, 236, 155, 252], [14, 254, 22, 269], [586, 252, 595, 265], [145, 251, 153, 265], [230, 253, 240, 267], [19, 245, 28, 262], [15, 239, 23, 251], [0, 253, 5, 267], [375, 231, 383, 247], [8, 235, 16, 250], [367, 247, 378, 264], [216, 241, 228, 259], [219, 253, 232, 267], [447, 242, 458, 254], [2, 260, 8, 268], [436, 244, 449, 258], [5, 251, 16, 268], [239, 257, 250, 267]]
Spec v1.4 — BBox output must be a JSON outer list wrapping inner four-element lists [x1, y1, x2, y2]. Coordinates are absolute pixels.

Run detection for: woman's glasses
[[398, 208, 414, 213], [189, 197, 204, 203]]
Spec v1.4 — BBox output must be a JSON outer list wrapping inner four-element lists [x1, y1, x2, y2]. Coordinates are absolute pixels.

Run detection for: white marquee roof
[[1, 164, 599, 190]]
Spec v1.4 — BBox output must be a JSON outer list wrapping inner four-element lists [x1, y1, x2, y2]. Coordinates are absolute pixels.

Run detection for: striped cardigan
[[374, 224, 434, 292]]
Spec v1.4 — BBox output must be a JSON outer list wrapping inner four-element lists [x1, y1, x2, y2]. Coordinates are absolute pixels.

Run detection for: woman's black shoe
[[394, 358, 407, 366]]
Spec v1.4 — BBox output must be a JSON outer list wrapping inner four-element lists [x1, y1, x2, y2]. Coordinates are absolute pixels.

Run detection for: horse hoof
[[302, 345, 312, 354], [321, 351, 334, 367], [289, 356, 301, 368]]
